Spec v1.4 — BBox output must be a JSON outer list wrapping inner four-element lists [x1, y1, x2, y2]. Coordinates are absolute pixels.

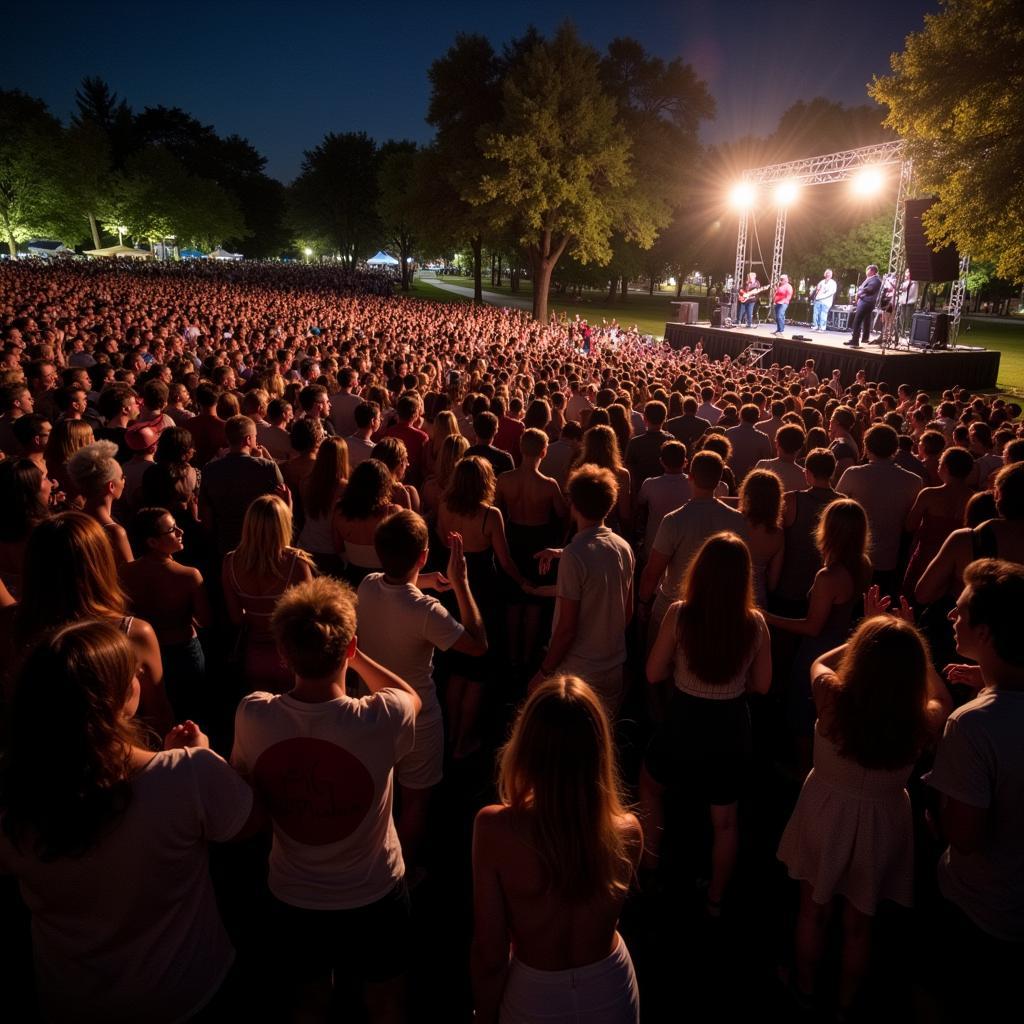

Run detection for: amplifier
[[910, 312, 935, 348], [828, 307, 851, 331]]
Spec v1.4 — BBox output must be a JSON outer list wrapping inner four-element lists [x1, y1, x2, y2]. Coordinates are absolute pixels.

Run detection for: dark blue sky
[[6, 0, 937, 182]]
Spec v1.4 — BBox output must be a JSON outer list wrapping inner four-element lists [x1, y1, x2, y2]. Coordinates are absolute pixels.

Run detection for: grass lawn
[[409, 276, 1024, 395]]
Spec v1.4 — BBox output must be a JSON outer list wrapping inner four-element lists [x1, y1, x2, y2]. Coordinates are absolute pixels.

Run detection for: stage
[[664, 321, 1001, 390]]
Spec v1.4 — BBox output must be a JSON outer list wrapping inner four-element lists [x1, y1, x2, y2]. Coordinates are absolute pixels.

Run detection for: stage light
[[775, 180, 799, 205], [303, 247, 313, 256], [852, 166, 884, 196], [729, 182, 756, 209]]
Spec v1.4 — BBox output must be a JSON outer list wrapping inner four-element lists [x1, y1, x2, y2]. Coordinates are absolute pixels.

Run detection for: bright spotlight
[[730, 182, 756, 209], [852, 166, 884, 196], [775, 180, 799, 205], [303, 247, 313, 256]]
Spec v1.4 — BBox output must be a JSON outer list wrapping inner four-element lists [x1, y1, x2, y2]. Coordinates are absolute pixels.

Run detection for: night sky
[[6, 0, 938, 183]]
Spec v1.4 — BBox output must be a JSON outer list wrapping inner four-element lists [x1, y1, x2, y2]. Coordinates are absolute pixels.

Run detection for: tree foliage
[[870, 0, 1024, 281], [289, 132, 381, 267]]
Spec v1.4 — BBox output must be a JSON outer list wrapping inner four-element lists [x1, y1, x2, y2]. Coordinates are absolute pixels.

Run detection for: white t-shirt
[[346, 433, 376, 468], [231, 688, 416, 910], [813, 277, 837, 304], [837, 460, 922, 572], [926, 688, 1024, 941], [0, 747, 252, 1024], [356, 573, 465, 725], [754, 457, 807, 493]]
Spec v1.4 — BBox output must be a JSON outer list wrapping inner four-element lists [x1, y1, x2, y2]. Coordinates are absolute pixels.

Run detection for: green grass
[[958, 317, 1024, 396], [405, 277, 477, 303]]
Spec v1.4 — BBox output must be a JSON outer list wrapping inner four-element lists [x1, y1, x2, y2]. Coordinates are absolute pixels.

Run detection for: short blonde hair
[[272, 577, 357, 678]]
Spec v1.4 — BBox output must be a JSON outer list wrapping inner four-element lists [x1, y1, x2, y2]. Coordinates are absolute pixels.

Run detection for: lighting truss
[[731, 139, 970, 343]]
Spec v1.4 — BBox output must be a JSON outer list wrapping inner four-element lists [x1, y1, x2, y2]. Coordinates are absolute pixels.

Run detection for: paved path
[[419, 271, 533, 311]]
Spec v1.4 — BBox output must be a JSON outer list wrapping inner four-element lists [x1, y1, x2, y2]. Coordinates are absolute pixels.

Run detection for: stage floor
[[664, 321, 1001, 391]]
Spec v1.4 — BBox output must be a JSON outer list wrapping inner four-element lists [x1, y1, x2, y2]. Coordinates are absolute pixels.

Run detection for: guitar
[[738, 284, 770, 303]]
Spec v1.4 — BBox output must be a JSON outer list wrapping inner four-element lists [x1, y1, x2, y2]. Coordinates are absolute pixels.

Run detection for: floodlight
[[775, 180, 799, 205], [303, 247, 313, 256], [729, 182, 756, 209], [852, 166, 884, 196]]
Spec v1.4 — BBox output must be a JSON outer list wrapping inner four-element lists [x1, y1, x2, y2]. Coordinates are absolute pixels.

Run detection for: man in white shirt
[[697, 385, 722, 425], [357, 511, 486, 863], [346, 400, 380, 469], [837, 423, 921, 595], [232, 577, 420, 1018], [530, 465, 635, 714], [810, 268, 837, 332]]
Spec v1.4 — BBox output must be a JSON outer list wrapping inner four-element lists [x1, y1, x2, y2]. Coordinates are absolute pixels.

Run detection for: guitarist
[[737, 272, 761, 327]]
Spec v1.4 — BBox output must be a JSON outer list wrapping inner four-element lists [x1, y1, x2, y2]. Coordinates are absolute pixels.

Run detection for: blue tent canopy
[[179, 248, 205, 259]]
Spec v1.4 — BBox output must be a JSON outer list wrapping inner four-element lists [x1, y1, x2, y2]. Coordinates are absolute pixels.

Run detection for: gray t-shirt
[[553, 525, 634, 677], [652, 498, 750, 605], [200, 452, 283, 554], [926, 688, 1024, 941], [837, 460, 921, 572]]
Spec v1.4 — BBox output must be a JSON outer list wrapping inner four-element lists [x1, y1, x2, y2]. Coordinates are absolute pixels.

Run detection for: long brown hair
[[574, 424, 623, 474], [817, 499, 872, 591], [676, 532, 760, 684], [740, 468, 782, 530], [498, 675, 634, 901], [829, 616, 931, 769], [17, 512, 126, 642], [44, 419, 94, 475], [1, 620, 146, 859], [444, 455, 495, 517], [305, 437, 349, 520]]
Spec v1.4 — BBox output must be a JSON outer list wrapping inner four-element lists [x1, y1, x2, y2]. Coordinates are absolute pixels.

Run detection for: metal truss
[[948, 254, 971, 346], [732, 211, 749, 320], [770, 207, 787, 301], [737, 139, 907, 187]]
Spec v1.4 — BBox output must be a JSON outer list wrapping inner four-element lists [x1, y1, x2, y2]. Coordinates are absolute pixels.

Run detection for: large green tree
[[289, 132, 381, 267], [0, 91, 71, 257], [377, 141, 421, 292], [870, 0, 1024, 282], [473, 24, 655, 321]]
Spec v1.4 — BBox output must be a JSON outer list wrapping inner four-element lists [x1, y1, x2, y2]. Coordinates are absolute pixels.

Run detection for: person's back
[[231, 578, 420, 1020], [472, 677, 641, 1023], [725, 408, 773, 483]]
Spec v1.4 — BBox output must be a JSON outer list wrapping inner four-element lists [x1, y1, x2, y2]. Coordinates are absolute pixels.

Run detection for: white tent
[[84, 244, 154, 260], [26, 239, 71, 258], [366, 250, 400, 267], [208, 247, 243, 261]]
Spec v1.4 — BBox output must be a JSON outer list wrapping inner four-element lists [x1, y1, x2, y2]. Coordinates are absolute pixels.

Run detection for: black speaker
[[711, 306, 725, 327], [910, 312, 934, 347], [904, 198, 960, 282]]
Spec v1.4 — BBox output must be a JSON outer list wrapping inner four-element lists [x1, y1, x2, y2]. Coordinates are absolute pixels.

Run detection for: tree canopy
[[870, 0, 1024, 282]]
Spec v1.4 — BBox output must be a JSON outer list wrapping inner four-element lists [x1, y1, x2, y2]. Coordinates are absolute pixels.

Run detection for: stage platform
[[664, 321, 1000, 391]]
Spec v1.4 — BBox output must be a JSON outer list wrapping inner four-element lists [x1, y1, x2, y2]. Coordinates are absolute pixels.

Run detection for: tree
[[870, 0, 1024, 282], [473, 24, 650, 322], [377, 141, 420, 291], [426, 33, 505, 301], [289, 132, 381, 268], [0, 91, 70, 257]]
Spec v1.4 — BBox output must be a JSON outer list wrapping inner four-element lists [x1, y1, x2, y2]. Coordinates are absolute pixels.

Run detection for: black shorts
[[271, 882, 412, 984], [644, 689, 751, 806]]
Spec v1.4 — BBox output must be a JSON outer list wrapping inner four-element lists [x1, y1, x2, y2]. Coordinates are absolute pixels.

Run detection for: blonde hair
[[498, 675, 634, 901], [431, 410, 460, 453], [234, 494, 312, 580], [435, 434, 469, 492], [66, 440, 122, 501], [46, 419, 94, 474]]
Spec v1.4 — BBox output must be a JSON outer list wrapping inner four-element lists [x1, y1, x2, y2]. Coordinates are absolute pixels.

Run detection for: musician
[[737, 272, 760, 328], [896, 268, 919, 338], [772, 274, 794, 335], [844, 264, 882, 348], [877, 273, 898, 342], [809, 269, 837, 332]]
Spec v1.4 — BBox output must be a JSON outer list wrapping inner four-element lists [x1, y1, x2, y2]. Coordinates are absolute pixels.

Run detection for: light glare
[[852, 166, 885, 196], [730, 182, 756, 209], [775, 181, 799, 205]]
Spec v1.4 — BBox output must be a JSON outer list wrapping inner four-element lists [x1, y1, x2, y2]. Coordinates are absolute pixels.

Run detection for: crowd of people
[[0, 259, 1021, 1023]]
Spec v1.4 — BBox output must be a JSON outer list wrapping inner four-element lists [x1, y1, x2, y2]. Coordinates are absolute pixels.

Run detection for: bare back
[[119, 558, 203, 645], [497, 465, 564, 527], [476, 805, 641, 970]]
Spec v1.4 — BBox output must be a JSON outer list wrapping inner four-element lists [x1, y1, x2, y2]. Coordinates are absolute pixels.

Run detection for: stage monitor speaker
[[910, 311, 935, 348], [904, 198, 960, 282], [711, 306, 725, 327]]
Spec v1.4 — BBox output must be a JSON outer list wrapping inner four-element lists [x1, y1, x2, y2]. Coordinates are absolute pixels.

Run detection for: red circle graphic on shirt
[[253, 737, 375, 845]]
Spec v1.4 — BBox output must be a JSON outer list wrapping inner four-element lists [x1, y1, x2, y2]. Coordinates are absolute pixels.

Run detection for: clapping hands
[[864, 585, 915, 623]]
